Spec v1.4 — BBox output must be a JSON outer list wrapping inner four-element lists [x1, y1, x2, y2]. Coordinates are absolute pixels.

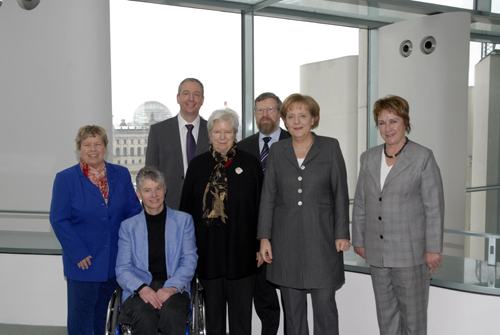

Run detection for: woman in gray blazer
[[258, 94, 350, 335], [352, 95, 444, 335]]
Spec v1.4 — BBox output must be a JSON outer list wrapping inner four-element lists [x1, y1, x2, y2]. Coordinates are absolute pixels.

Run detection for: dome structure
[[132, 101, 172, 126]]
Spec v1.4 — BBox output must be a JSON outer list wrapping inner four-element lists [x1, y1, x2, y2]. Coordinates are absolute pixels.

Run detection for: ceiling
[[133, 0, 500, 43]]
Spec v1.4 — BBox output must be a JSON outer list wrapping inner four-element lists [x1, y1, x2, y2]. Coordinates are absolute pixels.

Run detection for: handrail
[[0, 210, 50, 215], [466, 185, 500, 192]]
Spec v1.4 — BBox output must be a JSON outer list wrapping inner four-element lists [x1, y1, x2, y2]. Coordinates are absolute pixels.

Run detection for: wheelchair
[[105, 276, 206, 335]]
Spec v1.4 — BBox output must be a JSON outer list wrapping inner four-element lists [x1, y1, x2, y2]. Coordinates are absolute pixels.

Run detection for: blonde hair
[[75, 125, 108, 150]]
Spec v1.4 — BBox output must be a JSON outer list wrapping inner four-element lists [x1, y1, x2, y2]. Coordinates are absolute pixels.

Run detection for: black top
[[179, 148, 263, 280], [145, 205, 167, 282]]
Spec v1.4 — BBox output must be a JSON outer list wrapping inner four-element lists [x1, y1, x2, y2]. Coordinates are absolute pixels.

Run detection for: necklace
[[384, 136, 408, 158], [293, 141, 313, 152]]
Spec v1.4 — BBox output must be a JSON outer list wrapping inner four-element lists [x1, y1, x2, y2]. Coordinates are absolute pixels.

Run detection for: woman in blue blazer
[[116, 166, 198, 335], [50, 125, 141, 335]]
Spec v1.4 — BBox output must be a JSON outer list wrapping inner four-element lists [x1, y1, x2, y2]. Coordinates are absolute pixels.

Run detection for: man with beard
[[238, 92, 290, 335]]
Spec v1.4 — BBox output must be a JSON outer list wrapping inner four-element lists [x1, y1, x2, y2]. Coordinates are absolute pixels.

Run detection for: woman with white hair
[[180, 108, 263, 335]]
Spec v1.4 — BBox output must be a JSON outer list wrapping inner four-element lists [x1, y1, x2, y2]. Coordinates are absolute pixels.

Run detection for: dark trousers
[[67, 276, 117, 335], [121, 279, 191, 335], [280, 286, 339, 335], [254, 263, 281, 335], [200, 274, 255, 335]]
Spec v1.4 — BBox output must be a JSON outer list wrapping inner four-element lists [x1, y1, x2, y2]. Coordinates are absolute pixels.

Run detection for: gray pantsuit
[[258, 135, 350, 335], [352, 140, 444, 335]]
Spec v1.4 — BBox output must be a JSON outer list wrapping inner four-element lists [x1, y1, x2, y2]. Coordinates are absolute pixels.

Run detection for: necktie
[[260, 137, 271, 173], [186, 124, 196, 164]]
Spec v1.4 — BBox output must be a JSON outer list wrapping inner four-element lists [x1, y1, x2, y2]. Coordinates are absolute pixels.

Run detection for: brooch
[[235, 167, 243, 174]]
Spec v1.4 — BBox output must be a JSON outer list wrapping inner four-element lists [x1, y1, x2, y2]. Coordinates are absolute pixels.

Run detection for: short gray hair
[[178, 78, 204, 97], [207, 109, 239, 140], [136, 166, 167, 194]]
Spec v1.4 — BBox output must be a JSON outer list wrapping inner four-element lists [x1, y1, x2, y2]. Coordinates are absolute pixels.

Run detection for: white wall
[[3, 253, 500, 334], [470, 54, 500, 260], [378, 12, 471, 257], [0, 0, 113, 221], [300, 56, 359, 199]]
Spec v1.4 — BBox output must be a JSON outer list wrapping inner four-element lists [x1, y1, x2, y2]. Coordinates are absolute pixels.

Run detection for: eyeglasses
[[424, 264, 442, 280], [255, 107, 278, 114]]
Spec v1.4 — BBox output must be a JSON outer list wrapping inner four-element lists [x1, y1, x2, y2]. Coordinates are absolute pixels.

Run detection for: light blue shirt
[[258, 128, 282, 154]]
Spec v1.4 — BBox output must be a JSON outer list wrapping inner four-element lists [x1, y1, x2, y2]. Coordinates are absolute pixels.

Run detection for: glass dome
[[132, 101, 172, 126]]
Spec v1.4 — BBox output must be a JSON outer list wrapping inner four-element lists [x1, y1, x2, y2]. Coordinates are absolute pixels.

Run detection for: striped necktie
[[260, 137, 271, 173]]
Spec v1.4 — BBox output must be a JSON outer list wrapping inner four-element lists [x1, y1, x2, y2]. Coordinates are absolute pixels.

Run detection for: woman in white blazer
[[258, 94, 350, 335], [352, 95, 444, 335]]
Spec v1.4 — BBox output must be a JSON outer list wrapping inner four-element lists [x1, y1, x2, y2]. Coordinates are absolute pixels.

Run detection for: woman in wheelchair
[[116, 166, 198, 335]]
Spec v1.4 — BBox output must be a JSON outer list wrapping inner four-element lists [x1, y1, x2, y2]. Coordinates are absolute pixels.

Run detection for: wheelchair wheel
[[191, 277, 206, 335], [105, 288, 121, 335]]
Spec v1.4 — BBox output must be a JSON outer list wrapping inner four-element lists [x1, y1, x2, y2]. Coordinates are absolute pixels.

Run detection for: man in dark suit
[[238, 92, 289, 335], [146, 78, 210, 210]]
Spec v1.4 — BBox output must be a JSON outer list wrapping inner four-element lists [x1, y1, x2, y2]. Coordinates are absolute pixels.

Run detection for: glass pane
[[411, 0, 473, 9], [255, 16, 359, 107], [493, 0, 500, 13], [110, 0, 241, 179]]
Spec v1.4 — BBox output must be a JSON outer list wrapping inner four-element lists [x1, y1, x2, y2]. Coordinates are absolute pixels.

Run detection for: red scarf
[[79, 158, 109, 205]]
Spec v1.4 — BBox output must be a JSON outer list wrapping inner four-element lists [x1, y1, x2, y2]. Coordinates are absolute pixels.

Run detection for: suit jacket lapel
[[167, 117, 184, 168], [106, 162, 116, 200], [136, 213, 149, 270], [252, 134, 261, 158], [367, 146, 383, 193], [303, 135, 321, 165], [383, 149, 411, 189], [196, 118, 209, 155], [282, 139, 300, 170]]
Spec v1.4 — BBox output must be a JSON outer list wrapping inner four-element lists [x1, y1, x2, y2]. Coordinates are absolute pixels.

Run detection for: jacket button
[[298, 201, 303, 206], [379, 197, 382, 201], [380, 235, 383, 239], [300, 165, 305, 170], [298, 176, 302, 181], [298, 189, 302, 193], [378, 217, 382, 220]]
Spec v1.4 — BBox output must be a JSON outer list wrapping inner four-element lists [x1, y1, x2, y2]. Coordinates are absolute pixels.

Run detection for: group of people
[[50, 77, 444, 335]]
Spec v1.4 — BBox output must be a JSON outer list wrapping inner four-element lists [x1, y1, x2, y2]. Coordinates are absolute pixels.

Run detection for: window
[[116, 139, 119, 144], [124, 139, 127, 144], [115, 147, 120, 156], [138, 139, 141, 144], [137, 147, 142, 156], [110, 1, 241, 177], [123, 147, 127, 156]]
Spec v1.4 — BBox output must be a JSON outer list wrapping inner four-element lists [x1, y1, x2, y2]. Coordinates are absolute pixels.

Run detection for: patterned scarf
[[202, 143, 237, 227], [79, 158, 109, 205]]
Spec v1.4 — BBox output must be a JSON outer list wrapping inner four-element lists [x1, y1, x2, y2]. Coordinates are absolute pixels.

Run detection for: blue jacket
[[49, 162, 142, 282], [116, 207, 198, 303]]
